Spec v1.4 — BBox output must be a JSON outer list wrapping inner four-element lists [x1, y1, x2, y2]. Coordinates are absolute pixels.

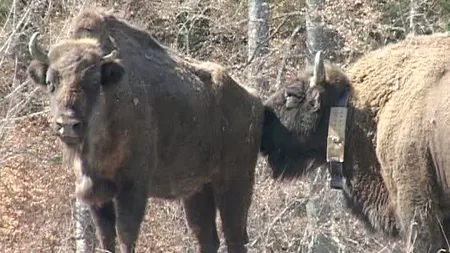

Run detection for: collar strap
[[326, 88, 351, 190]]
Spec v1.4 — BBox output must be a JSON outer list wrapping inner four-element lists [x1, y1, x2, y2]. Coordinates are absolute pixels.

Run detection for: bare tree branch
[[228, 14, 288, 72], [275, 25, 305, 90]]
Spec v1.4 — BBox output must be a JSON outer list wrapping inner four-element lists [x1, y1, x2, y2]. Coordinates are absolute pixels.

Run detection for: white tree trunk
[[247, 0, 269, 61], [247, 0, 269, 88], [305, 0, 326, 62], [74, 199, 96, 253], [409, 0, 418, 36], [304, 1, 344, 252]]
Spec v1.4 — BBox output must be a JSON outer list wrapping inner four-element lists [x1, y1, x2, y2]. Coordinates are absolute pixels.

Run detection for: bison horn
[[102, 50, 118, 62], [29, 32, 49, 63], [311, 50, 325, 88]]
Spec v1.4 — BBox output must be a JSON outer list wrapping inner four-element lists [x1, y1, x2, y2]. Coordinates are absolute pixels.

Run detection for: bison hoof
[[75, 176, 117, 205]]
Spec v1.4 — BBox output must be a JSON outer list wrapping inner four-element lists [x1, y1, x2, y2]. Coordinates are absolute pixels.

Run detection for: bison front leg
[[395, 189, 445, 253], [183, 183, 220, 253], [89, 201, 116, 252], [114, 182, 149, 253]]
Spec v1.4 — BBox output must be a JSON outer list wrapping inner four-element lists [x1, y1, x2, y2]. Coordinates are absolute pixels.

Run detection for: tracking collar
[[326, 88, 351, 190]]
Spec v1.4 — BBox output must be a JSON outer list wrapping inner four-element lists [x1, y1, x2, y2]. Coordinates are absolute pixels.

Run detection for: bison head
[[266, 51, 350, 142], [262, 51, 350, 178], [27, 32, 124, 145]]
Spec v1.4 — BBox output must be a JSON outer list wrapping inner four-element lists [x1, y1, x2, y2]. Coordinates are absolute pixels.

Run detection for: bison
[[26, 10, 276, 253], [261, 34, 450, 252]]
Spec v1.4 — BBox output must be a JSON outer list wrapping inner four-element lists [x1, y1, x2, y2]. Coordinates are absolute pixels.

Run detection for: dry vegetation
[[1, 0, 449, 252]]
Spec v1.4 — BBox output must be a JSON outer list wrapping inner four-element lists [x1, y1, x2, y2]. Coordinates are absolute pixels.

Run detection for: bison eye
[[45, 70, 59, 93], [284, 85, 304, 99], [284, 90, 304, 109], [285, 95, 302, 109], [46, 79, 55, 93]]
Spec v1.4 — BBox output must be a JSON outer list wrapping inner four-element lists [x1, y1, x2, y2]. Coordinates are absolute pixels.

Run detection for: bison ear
[[27, 60, 49, 89], [101, 61, 124, 86]]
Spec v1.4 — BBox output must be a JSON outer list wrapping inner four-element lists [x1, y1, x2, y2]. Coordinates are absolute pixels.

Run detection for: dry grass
[[0, 0, 440, 252]]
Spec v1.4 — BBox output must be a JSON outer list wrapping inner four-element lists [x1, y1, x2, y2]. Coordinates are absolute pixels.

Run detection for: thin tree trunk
[[409, 0, 418, 36], [304, 1, 343, 252], [305, 0, 326, 63], [247, 0, 269, 61], [74, 199, 96, 253], [247, 0, 269, 89]]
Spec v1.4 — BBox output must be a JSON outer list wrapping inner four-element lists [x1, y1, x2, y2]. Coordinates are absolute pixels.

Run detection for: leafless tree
[[247, 0, 269, 89], [409, 0, 419, 36], [305, 0, 327, 62], [74, 200, 96, 253]]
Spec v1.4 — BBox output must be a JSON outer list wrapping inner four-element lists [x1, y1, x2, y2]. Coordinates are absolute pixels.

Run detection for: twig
[[0, 108, 49, 123], [275, 25, 305, 90], [4, 79, 30, 99], [0, 0, 16, 33], [437, 214, 450, 251], [375, 246, 389, 253], [248, 15, 288, 67], [0, 6, 30, 64], [263, 198, 306, 247]]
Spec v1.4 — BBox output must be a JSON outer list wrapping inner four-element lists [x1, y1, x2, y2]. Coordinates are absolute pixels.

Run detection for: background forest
[[1, 0, 450, 252]]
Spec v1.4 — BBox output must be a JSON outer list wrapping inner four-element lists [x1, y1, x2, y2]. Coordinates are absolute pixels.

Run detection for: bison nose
[[55, 116, 83, 140]]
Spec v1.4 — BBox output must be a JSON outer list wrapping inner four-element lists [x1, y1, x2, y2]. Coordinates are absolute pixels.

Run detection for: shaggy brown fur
[[27, 10, 265, 253], [262, 34, 450, 252]]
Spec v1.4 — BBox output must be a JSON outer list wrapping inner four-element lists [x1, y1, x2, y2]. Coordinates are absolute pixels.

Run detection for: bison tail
[[75, 175, 117, 206], [260, 106, 320, 180]]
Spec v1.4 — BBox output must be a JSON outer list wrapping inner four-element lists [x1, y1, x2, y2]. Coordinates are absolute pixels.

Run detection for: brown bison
[[27, 10, 274, 253], [262, 34, 450, 252]]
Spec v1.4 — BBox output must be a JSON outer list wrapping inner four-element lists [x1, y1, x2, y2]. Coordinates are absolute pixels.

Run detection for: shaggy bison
[[262, 34, 450, 252], [27, 10, 271, 253]]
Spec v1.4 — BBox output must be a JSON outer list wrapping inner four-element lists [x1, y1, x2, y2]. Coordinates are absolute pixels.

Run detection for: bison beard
[[260, 106, 323, 179]]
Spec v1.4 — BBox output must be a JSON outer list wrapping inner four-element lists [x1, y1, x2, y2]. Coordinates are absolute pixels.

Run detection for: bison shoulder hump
[[188, 61, 229, 87], [71, 10, 108, 35]]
